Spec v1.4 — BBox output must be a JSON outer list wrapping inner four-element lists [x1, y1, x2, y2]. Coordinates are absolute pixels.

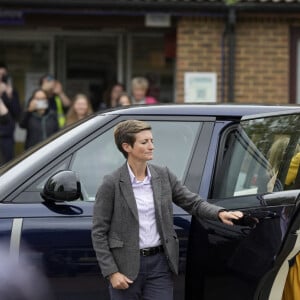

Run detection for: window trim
[[290, 27, 300, 104]]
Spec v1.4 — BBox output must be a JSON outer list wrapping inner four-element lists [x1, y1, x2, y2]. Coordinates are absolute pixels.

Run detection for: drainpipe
[[221, 21, 228, 103], [227, 7, 236, 103]]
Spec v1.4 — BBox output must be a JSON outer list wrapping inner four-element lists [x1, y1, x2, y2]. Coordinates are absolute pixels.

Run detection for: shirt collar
[[127, 162, 151, 184]]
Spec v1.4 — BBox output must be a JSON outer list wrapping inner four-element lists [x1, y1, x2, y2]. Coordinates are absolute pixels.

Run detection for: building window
[[128, 33, 175, 103]]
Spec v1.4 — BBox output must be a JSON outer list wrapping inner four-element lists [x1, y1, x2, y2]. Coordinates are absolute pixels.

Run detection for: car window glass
[[213, 114, 300, 201], [70, 121, 200, 201], [70, 128, 123, 201]]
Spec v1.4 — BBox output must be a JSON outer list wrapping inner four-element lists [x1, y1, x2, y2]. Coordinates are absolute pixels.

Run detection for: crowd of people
[[0, 62, 159, 166]]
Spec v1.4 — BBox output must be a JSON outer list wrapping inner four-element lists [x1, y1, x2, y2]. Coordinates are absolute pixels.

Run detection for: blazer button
[[165, 239, 169, 243]]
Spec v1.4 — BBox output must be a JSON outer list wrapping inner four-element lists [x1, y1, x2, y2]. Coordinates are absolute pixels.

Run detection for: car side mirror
[[41, 170, 82, 203]]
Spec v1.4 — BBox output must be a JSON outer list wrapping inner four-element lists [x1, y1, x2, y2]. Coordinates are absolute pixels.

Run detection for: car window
[[70, 121, 201, 201], [70, 128, 124, 201], [213, 114, 300, 200]]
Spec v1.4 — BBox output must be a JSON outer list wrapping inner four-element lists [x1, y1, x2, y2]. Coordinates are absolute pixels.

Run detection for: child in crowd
[[117, 92, 132, 107], [65, 93, 93, 126]]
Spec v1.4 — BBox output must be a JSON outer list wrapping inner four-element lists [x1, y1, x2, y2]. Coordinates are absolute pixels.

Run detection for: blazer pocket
[[109, 237, 124, 249]]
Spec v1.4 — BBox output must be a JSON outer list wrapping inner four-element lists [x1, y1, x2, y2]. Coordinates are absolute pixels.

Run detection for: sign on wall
[[184, 72, 217, 103], [145, 14, 171, 27]]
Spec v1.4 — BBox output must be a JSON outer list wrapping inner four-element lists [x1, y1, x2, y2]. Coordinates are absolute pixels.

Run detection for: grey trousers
[[109, 253, 174, 300]]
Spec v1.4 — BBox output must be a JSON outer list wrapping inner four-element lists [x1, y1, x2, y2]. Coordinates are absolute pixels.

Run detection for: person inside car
[[92, 119, 243, 300]]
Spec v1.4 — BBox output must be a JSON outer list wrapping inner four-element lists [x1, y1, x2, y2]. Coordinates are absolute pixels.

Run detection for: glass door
[[127, 32, 175, 103], [0, 32, 54, 155], [60, 35, 123, 111], [0, 36, 53, 106]]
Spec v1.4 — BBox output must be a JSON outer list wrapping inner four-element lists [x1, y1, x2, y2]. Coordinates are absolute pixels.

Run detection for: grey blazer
[[91, 163, 224, 280]]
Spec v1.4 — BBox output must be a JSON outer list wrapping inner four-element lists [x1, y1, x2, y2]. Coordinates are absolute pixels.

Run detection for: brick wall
[[176, 15, 290, 104], [235, 17, 289, 104], [176, 17, 225, 103]]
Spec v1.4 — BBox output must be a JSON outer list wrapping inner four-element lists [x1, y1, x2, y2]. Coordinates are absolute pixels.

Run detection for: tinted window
[[213, 114, 300, 200], [71, 121, 201, 201]]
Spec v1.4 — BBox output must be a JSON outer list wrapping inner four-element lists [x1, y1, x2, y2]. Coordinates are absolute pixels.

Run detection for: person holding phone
[[39, 74, 71, 128], [20, 89, 59, 150]]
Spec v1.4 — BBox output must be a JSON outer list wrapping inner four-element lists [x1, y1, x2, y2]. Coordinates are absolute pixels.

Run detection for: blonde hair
[[65, 93, 93, 126], [267, 136, 289, 172], [131, 77, 149, 91]]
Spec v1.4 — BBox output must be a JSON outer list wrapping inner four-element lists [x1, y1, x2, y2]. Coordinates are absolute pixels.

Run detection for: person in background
[[145, 73, 160, 101], [0, 98, 9, 166], [92, 119, 243, 300], [39, 74, 71, 128], [100, 82, 125, 110], [117, 92, 132, 107], [131, 77, 158, 105], [20, 89, 59, 150], [65, 93, 93, 126], [0, 97, 9, 124], [0, 62, 21, 163]]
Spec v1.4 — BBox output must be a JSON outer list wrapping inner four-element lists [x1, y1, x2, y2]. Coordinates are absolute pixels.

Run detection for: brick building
[[0, 0, 300, 105], [177, 14, 292, 104]]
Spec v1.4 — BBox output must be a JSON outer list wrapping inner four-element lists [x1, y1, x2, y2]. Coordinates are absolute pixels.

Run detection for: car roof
[[103, 103, 299, 118]]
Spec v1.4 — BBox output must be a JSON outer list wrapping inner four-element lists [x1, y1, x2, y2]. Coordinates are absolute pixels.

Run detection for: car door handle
[[245, 210, 278, 219], [232, 211, 277, 227]]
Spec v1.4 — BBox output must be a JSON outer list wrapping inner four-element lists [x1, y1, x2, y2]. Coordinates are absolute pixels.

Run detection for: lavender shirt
[[127, 163, 161, 249]]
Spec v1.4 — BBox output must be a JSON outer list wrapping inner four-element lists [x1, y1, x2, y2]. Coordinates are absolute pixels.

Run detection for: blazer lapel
[[119, 164, 139, 221], [149, 165, 163, 221]]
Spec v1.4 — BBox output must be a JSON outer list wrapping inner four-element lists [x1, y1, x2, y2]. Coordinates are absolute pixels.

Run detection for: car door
[[186, 109, 300, 300]]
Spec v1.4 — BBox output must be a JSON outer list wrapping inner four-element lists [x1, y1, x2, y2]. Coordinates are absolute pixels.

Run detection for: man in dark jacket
[[0, 63, 21, 163]]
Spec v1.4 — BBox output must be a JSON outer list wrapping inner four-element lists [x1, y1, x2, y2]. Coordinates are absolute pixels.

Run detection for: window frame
[[211, 110, 300, 207], [290, 27, 300, 104]]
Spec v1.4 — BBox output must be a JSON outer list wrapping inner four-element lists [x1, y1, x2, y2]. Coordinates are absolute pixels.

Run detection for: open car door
[[186, 109, 300, 300]]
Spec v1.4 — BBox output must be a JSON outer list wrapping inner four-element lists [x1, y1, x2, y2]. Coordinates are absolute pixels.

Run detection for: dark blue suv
[[1, 104, 300, 300]]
